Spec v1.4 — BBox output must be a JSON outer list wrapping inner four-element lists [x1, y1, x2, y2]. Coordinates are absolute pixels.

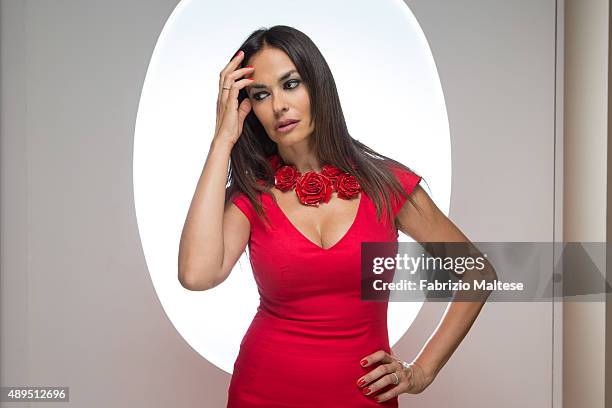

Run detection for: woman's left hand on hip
[[356, 350, 433, 403]]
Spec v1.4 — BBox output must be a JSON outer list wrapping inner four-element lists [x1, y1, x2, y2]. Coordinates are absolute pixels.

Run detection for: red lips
[[276, 119, 299, 130]]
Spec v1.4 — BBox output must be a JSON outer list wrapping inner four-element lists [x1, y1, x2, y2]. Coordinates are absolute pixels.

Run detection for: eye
[[285, 79, 300, 89], [252, 92, 266, 101], [252, 79, 301, 101]]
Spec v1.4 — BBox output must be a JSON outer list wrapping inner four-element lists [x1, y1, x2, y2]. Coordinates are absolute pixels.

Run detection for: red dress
[[227, 164, 421, 408]]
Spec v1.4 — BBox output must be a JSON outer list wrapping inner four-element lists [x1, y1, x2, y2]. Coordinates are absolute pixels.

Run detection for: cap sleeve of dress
[[389, 165, 422, 217], [230, 191, 257, 226]]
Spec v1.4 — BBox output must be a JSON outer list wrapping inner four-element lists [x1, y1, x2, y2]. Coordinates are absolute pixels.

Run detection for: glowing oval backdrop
[[134, 0, 451, 373]]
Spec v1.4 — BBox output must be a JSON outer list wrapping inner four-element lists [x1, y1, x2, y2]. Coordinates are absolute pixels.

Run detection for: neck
[[276, 148, 321, 173]]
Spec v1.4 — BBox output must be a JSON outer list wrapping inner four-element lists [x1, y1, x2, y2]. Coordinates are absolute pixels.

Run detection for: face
[[245, 47, 315, 146]]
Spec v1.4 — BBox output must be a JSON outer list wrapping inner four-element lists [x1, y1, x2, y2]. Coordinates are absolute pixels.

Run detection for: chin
[[282, 133, 311, 146]]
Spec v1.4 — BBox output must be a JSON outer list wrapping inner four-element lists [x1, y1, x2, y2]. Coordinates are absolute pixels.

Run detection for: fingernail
[[362, 387, 371, 395], [235, 50, 242, 57], [246, 65, 253, 68], [357, 378, 366, 387], [360, 359, 368, 366]]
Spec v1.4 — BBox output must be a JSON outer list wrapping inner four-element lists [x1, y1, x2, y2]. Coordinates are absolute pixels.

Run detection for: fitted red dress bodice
[[227, 164, 421, 408]]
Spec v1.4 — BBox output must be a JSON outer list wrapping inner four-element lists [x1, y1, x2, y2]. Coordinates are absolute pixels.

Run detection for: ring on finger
[[391, 372, 399, 385]]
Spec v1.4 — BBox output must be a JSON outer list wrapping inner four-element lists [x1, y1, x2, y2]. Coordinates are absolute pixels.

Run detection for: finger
[[226, 66, 255, 83], [219, 67, 254, 111], [381, 351, 397, 364], [217, 50, 246, 114], [236, 98, 252, 135], [219, 50, 245, 91], [217, 79, 234, 123], [389, 353, 402, 364], [360, 350, 389, 367], [360, 364, 396, 396], [361, 376, 393, 397], [217, 76, 253, 131], [225, 78, 255, 110], [372, 385, 404, 404], [216, 78, 254, 136], [357, 364, 405, 394], [237, 98, 252, 120]]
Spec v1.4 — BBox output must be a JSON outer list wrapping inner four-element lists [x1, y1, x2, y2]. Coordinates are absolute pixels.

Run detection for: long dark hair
[[225, 25, 423, 227]]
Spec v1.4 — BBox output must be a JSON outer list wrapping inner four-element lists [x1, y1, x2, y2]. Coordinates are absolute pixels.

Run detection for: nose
[[272, 94, 289, 116]]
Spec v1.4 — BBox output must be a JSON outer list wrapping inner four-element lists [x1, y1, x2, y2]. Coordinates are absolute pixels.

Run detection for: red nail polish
[[234, 50, 242, 57], [362, 387, 371, 394], [360, 359, 368, 366], [246, 65, 253, 68], [357, 379, 366, 387]]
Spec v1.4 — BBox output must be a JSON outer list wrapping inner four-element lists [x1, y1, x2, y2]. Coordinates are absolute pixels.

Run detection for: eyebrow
[[247, 69, 299, 91]]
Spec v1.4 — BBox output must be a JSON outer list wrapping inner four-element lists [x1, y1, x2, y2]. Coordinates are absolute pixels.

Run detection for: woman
[[178, 25, 491, 407]]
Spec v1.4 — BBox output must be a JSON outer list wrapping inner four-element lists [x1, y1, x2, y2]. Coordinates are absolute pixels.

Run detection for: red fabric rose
[[335, 173, 362, 199], [320, 164, 344, 189], [274, 165, 301, 191], [295, 172, 333, 206]]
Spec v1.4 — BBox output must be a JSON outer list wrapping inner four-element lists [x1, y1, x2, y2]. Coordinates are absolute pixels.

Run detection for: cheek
[[298, 91, 312, 116], [252, 105, 270, 126]]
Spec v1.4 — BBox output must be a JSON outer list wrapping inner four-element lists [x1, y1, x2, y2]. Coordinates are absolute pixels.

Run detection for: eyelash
[[252, 79, 301, 102]]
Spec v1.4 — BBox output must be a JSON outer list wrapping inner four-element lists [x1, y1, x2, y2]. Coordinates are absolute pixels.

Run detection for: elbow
[[177, 269, 198, 290], [178, 268, 216, 291]]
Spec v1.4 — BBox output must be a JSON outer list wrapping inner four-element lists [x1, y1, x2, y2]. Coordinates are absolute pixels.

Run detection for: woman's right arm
[[177, 49, 255, 291], [177, 140, 249, 291]]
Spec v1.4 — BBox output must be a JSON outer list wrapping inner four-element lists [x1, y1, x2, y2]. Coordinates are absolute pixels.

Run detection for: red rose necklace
[[265, 153, 362, 207]]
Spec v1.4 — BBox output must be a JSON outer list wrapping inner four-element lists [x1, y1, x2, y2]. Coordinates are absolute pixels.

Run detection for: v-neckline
[[269, 192, 364, 251]]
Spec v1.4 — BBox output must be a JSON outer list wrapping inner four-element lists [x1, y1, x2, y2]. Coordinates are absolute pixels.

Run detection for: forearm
[[413, 297, 489, 381]]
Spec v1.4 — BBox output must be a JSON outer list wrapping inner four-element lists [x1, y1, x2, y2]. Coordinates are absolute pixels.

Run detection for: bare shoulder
[[224, 192, 252, 243], [396, 185, 468, 243]]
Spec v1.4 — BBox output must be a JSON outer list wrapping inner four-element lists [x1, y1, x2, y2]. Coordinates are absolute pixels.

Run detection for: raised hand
[[213, 50, 255, 147]]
